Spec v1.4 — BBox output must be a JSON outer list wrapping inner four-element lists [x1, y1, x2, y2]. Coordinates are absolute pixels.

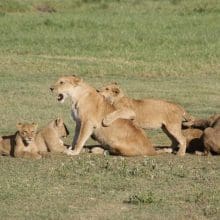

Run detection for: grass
[[0, 0, 220, 219]]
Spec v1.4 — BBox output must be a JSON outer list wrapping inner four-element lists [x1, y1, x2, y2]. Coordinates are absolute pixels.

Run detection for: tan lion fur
[[36, 118, 73, 155], [203, 115, 220, 155], [0, 122, 42, 159], [182, 128, 204, 154], [50, 76, 171, 157], [183, 114, 220, 130], [182, 114, 220, 155], [98, 83, 193, 156]]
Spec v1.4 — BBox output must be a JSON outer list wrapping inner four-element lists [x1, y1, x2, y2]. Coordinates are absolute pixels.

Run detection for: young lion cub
[[36, 118, 73, 155], [98, 83, 192, 156], [0, 122, 42, 159]]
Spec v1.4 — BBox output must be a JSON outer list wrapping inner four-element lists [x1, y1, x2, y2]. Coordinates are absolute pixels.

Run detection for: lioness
[[50, 76, 171, 156], [98, 83, 192, 156], [36, 118, 73, 155], [203, 115, 220, 155], [0, 122, 42, 159]]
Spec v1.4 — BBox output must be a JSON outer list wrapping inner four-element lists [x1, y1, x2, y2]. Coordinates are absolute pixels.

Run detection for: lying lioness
[[183, 114, 220, 155], [203, 115, 220, 155], [98, 83, 192, 156], [0, 122, 42, 159], [50, 76, 171, 156], [36, 118, 73, 155]]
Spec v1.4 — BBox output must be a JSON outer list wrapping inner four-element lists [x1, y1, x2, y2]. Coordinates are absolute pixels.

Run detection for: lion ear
[[70, 75, 82, 85], [55, 118, 63, 126], [32, 122, 38, 130], [111, 82, 118, 85], [112, 87, 120, 95], [16, 122, 23, 131], [209, 114, 220, 127]]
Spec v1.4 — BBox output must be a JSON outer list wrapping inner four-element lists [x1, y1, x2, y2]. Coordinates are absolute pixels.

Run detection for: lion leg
[[89, 147, 110, 155], [182, 120, 194, 128], [164, 124, 186, 156], [203, 128, 214, 155], [71, 121, 94, 155], [103, 109, 136, 126], [45, 138, 65, 153], [71, 121, 80, 149], [38, 151, 48, 157], [155, 148, 173, 154], [129, 147, 157, 156], [182, 119, 209, 130], [162, 125, 179, 150], [111, 142, 157, 156], [90, 147, 105, 154], [15, 151, 42, 159], [195, 150, 210, 156], [46, 139, 74, 156]]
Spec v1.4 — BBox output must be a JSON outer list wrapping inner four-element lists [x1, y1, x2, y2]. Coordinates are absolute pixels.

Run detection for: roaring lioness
[[50, 76, 171, 156], [98, 83, 192, 156], [36, 118, 73, 155], [0, 122, 42, 159]]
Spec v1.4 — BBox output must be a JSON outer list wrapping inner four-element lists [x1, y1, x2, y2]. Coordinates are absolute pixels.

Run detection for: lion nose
[[50, 87, 54, 91]]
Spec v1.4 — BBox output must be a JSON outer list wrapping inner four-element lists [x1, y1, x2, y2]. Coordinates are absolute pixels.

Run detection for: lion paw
[[102, 116, 113, 127], [177, 150, 186, 157], [35, 154, 42, 160], [64, 149, 79, 156], [91, 147, 105, 155], [182, 121, 194, 128]]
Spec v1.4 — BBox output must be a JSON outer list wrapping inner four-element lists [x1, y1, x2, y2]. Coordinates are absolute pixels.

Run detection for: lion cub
[[0, 122, 41, 159], [36, 118, 72, 155], [98, 83, 192, 156]]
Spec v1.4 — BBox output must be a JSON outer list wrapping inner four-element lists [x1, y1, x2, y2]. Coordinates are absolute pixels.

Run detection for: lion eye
[[105, 88, 109, 91], [60, 81, 64, 84]]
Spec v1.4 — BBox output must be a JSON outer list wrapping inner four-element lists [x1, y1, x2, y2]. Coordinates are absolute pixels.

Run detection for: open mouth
[[57, 94, 64, 102], [24, 139, 32, 146]]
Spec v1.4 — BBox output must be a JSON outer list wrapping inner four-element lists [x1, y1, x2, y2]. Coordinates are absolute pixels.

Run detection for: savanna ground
[[0, 0, 220, 219]]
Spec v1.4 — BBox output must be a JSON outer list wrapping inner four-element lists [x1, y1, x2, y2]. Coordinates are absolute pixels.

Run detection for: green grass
[[0, 0, 220, 219]]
